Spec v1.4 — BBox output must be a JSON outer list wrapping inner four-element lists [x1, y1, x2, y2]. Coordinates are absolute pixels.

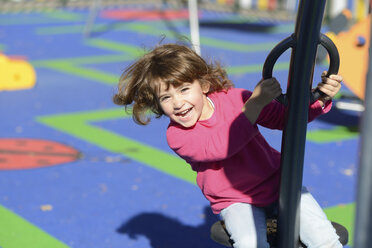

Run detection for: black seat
[[210, 219, 348, 247]]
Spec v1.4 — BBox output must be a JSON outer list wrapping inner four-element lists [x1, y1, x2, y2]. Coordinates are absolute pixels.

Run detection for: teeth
[[177, 108, 191, 116]]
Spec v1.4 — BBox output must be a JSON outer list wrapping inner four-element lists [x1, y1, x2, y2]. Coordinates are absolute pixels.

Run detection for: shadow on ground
[[117, 206, 224, 248], [317, 101, 361, 131], [200, 20, 277, 33]]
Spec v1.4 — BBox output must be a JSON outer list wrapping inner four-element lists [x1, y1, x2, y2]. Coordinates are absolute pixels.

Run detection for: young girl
[[113, 43, 343, 248]]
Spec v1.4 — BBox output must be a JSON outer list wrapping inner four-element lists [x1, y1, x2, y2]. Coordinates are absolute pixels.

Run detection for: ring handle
[[310, 34, 340, 102], [262, 33, 340, 105], [262, 34, 295, 106]]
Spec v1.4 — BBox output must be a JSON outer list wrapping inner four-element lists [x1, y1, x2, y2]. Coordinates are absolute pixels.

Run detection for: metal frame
[[277, 1, 328, 247], [353, 14, 372, 248]]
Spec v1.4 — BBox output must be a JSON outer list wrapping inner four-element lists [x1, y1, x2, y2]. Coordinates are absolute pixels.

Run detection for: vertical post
[[83, 0, 101, 38], [284, 0, 297, 12], [353, 16, 372, 248], [353, 0, 369, 22], [327, 0, 347, 20], [277, 1, 327, 248], [188, 0, 201, 55]]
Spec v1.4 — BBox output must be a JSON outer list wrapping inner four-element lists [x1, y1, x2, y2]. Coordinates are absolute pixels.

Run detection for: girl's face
[[157, 80, 213, 128]]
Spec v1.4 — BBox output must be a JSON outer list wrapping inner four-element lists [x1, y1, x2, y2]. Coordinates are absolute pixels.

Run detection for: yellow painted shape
[[0, 54, 36, 91], [355, 0, 367, 21], [257, 0, 268, 10]]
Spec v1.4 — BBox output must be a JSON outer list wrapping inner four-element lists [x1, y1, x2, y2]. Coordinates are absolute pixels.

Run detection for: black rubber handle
[[262, 34, 295, 106], [311, 34, 340, 102], [262, 33, 340, 105]]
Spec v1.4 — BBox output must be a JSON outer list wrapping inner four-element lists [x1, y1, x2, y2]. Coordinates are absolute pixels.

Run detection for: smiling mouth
[[176, 108, 192, 117]]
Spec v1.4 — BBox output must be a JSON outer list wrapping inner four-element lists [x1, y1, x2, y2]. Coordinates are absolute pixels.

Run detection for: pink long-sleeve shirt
[[166, 88, 331, 214]]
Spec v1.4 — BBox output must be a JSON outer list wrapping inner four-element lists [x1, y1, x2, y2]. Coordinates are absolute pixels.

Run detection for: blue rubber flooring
[[0, 5, 360, 248]]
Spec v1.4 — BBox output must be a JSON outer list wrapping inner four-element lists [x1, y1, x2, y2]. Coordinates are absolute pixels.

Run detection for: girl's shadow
[[117, 206, 225, 248]]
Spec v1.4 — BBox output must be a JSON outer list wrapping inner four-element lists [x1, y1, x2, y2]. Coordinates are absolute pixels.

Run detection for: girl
[[113, 43, 343, 248]]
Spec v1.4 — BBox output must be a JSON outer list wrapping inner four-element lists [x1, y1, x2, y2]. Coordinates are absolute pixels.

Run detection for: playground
[[0, 0, 367, 247]]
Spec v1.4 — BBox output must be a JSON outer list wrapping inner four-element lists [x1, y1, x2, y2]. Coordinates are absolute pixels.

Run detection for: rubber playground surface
[[0, 4, 361, 248]]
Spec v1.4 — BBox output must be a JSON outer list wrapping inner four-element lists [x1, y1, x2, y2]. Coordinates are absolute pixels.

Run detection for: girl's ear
[[201, 82, 210, 94]]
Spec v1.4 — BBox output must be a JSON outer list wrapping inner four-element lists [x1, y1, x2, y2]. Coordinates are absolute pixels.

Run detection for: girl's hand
[[250, 77, 282, 107], [243, 77, 282, 124], [316, 71, 342, 104]]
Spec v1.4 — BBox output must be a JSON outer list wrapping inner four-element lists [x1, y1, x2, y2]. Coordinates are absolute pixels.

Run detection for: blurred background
[[0, 0, 368, 247]]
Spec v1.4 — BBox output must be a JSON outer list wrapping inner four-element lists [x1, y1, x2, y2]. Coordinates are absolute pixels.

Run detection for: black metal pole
[[353, 16, 372, 248], [277, 1, 327, 248]]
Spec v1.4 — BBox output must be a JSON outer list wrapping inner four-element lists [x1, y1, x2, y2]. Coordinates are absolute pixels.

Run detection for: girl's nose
[[172, 97, 184, 109]]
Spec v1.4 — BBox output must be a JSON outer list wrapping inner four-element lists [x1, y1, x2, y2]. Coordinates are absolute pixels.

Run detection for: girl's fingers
[[329, 74, 343, 82], [318, 81, 341, 89], [317, 82, 341, 96], [259, 78, 282, 97], [322, 74, 343, 82], [325, 79, 339, 87], [317, 85, 333, 97], [322, 77, 342, 86], [321, 71, 343, 83]]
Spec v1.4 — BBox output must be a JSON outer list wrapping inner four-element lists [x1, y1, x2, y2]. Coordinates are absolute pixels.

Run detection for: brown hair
[[113, 43, 234, 125]]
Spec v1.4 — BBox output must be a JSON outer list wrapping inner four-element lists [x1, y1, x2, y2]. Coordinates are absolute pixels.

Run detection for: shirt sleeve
[[308, 99, 332, 121], [256, 98, 332, 129]]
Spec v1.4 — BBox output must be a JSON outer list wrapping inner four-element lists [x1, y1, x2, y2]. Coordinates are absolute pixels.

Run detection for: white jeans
[[220, 188, 342, 248]]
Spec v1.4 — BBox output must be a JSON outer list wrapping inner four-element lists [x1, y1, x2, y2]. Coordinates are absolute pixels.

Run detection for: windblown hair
[[113, 43, 234, 125]]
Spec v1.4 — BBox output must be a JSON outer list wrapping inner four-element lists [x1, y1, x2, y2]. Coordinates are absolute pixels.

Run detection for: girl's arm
[[243, 77, 283, 125], [256, 73, 342, 129]]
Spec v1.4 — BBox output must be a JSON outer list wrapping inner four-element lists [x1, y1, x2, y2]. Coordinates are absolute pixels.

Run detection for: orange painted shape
[[101, 9, 197, 21], [0, 138, 80, 170], [331, 15, 370, 100]]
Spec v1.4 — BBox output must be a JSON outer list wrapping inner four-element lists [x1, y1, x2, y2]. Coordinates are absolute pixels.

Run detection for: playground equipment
[[210, 219, 348, 247], [331, 13, 370, 101], [353, 10, 372, 248], [0, 54, 36, 91], [314, 9, 369, 112], [263, 33, 339, 105], [209, 0, 348, 247], [187, 0, 201, 55]]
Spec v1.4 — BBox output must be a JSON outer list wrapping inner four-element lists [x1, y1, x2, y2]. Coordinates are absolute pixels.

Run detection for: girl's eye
[[181, 87, 189, 92], [160, 96, 170, 102]]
